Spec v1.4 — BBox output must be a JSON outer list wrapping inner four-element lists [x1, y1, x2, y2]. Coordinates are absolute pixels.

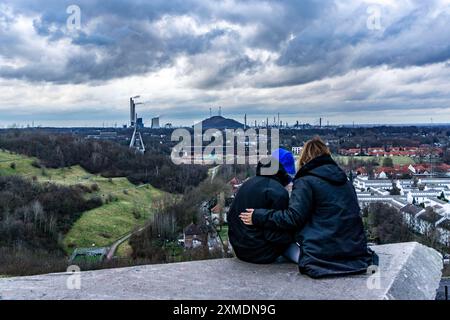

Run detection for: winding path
[[105, 224, 148, 260]]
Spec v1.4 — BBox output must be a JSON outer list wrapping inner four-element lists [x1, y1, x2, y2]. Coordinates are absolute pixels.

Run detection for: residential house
[[183, 223, 207, 249]]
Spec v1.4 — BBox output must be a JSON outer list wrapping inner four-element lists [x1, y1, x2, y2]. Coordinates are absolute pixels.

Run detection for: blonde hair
[[298, 137, 331, 170]]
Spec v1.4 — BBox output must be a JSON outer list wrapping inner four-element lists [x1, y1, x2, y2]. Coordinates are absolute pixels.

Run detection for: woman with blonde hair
[[240, 137, 378, 278]]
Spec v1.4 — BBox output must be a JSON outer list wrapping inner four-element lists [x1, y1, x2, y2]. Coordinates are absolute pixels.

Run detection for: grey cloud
[[193, 54, 262, 89], [1, 0, 450, 112], [270, 1, 450, 88], [0, 0, 336, 84]]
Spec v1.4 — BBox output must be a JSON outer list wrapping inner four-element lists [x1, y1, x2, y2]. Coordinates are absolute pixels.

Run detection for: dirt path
[[105, 225, 148, 260]]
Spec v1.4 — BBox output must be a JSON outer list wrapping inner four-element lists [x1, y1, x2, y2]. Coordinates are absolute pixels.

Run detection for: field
[[0, 150, 164, 256], [333, 155, 415, 166]]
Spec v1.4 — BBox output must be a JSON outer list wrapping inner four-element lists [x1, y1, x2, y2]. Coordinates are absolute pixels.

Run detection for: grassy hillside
[[63, 184, 161, 254], [0, 150, 164, 256]]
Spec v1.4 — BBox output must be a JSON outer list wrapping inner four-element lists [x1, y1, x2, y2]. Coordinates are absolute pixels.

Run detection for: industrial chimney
[[130, 98, 136, 128]]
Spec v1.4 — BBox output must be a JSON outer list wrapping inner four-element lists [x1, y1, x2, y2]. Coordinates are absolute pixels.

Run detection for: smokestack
[[130, 98, 136, 128], [278, 113, 280, 129], [244, 114, 247, 130], [319, 117, 322, 128], [219, 106, 222, 117]]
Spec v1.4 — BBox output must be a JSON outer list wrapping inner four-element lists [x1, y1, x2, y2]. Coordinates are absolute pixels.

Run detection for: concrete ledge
[[0, 242, 443, 300]]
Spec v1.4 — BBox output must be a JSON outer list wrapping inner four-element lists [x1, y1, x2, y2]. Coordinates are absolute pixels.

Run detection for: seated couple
[[227, 137, 378, 279]]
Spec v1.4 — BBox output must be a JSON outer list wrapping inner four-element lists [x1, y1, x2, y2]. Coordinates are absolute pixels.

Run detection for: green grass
[[0, 150, 165, 256], [116, 242, 133, 257], [63, 186, 162, 253], [333, 155, 415, 166], [0, 151, 25, 162], [218, 225, 229, 243]]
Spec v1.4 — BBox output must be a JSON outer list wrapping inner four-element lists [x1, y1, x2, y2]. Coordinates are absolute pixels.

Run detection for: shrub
[[86, 196, 103, 209], [31, 160, 42, 168], [106, 193, 118, 203], [132, 207, 142, 220], [74, 184, 92, 194], [0, 247, 68, 277]]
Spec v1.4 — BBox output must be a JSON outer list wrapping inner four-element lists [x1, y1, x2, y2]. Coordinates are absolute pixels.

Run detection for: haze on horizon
[[1, 0, 450, 127]]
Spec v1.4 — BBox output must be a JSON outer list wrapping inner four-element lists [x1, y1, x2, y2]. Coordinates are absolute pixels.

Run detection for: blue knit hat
[[272, 148, 296, 176]]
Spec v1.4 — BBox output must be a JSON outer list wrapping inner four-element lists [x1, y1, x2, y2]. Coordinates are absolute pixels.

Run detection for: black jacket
[[253, 155, 378, 278], [227, 162, 294, 264]]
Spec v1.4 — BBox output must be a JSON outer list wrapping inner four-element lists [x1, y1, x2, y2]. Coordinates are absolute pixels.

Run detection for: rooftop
[[419, 210, 442, 223], [400, 204, 423, 216]]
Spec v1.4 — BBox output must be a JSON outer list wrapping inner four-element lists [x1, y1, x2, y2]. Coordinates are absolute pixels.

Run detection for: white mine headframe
[[129, 127, 146, 154], [128, 96, 145, 154]]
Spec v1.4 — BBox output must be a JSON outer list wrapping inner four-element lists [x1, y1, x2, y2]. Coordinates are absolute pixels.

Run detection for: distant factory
[[128, 102, 334, 132], [199, 107, 334, 131]]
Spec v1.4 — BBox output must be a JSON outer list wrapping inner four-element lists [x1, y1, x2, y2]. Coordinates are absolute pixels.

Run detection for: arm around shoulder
[[252, 178, 314, 230]]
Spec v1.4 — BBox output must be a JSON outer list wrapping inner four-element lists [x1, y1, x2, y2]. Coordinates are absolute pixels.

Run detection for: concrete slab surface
[[0, 242, 443, 300]]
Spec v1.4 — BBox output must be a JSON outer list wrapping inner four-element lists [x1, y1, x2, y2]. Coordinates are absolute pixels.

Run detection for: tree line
[[0, 130, 208, 193], [130, 178, 232, 263], [0, 175, 104, 275], [363, 202, 449, 254]]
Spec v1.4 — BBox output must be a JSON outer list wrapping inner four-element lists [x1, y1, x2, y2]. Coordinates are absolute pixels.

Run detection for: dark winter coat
[[252, 155, 378, 278], [227, 162, 294, 264]]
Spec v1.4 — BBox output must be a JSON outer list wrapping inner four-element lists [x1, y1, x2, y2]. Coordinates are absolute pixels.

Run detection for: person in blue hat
[[272, 148, 297, 179], [227, 149, 296, 264]]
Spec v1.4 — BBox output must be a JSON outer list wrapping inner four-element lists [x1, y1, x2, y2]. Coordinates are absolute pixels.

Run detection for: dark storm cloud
[[269, 1, 450, 88], [1, 0, 450, 89], [0, 0, 337, 85], [192, 50, 263, 89], [0, 0, 223, 83]]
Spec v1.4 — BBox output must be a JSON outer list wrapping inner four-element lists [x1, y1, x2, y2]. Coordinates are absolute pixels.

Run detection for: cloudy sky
[[0, 0, 450, 127]]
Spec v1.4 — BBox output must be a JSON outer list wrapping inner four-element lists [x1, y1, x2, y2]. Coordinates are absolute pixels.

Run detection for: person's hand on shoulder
[[239, 209, 254, 225]]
